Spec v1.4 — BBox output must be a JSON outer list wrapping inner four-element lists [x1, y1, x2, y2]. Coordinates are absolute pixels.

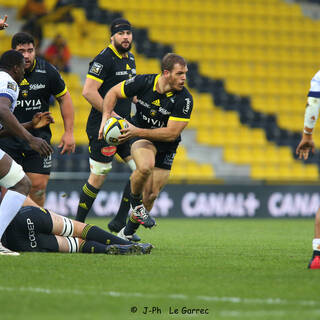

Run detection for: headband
[[111, 24, 132, 36]]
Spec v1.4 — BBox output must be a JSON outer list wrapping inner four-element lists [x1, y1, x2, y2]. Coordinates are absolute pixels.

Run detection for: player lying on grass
[[1, 196, 153, 255]]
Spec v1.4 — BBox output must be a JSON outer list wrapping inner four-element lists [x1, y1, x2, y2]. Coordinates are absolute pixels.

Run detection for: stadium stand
[[0, 0, 320, 181]]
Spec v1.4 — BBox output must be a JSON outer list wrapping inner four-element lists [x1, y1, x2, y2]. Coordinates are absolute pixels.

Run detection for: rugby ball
[[103, 116, 128, 146]]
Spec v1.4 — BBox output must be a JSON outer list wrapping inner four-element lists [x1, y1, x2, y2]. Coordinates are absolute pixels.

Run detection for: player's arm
[[82, 77, 104, 112], [0, 112, 54, 138], [56, 90, 75, 154], [296, 97, 320, 159], [98, 82, 125, 139], [120, 119, 189, 143], [0, 97, 52, 156], [0, 15, 8, 30]]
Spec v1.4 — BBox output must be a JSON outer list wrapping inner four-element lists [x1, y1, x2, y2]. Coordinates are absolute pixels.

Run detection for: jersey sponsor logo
[[26, 218, 37, 248], [116, 71, 128, 76], [16, 98, 41, 109], [29, 83, 45, 90], [90, 62, 103, 76], [158, 107, 171, 115], [142, 114, 165, 127], [101, 146, 117, 157], [183, 98, 191, 114], [125, 76, 136, 85], [7, 82, 17, 91], [137, 99, 150, 108], [35, 69, 46, 73], [152, 99, 160, 107]]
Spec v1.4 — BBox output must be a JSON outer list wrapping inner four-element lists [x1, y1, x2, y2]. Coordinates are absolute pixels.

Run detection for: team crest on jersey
[[7, 82, 17, 91], [150, 109, 157, 117], [90, 62, 103, 76], [21, 89, 28, 97]]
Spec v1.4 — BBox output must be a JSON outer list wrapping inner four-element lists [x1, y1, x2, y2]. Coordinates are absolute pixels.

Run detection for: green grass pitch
[[0, 218, 319, 320]]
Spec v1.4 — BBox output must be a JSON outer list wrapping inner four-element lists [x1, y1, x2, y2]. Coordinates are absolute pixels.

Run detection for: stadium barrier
[[45, 179, 320, 218]]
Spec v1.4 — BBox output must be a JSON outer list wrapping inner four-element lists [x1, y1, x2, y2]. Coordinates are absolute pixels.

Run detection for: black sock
[[82, 224, 131, 245], [75, 182, 99, 222], [130, 192, 142, 208], [112, 180, 131, 224], [124, 215, 140, 235], [79, 240, 108, 253]]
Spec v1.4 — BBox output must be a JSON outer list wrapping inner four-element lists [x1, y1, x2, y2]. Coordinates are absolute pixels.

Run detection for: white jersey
[[308, 70, 320, 97], [0, 71, 19, 130]]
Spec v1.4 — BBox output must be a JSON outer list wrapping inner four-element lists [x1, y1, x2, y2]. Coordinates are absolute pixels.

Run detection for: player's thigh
[[26, 172, 50, 190], [0, 152, 13, 178], [131, 139, 156, 170]]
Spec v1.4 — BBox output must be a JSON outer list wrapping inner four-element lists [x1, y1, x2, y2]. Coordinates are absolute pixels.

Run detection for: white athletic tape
[[304, 97, 320, 129], [65, 237, 79, 253], [89, 158, 112, 175], [59, 217, 74, 237], [0, 159, 25, 188], [126, 159, 136, 171]]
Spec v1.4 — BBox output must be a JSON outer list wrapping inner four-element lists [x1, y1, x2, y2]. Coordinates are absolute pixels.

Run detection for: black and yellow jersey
[[121, 74, 193, 151], [0, 57, 66, 149], [86, 44, 136, 139]]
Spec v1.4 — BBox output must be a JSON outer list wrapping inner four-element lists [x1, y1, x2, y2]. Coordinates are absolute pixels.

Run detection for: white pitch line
[[0, 286, 319, 307]]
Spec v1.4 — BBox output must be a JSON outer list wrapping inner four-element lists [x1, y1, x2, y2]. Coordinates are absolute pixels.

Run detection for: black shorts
[[89, 137, 131, 163], [2, 206, 59, 252], [130, 138, 176, 170], [0, 144, 52, 175]]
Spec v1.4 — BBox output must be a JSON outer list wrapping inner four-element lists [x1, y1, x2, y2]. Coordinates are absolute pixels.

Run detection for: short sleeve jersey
[[308, 70, 320, 98], [0, 71, 19, 130], [0, 57, 66, 149], [86, 44, 136, 139], [121, 74, 193, 151]]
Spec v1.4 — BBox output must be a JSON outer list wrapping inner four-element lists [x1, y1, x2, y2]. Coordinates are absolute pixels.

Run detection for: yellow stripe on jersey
[[55, 87, 67, 98], [153, 74, 161, 91], [169, 116, 190, 122], [120, 81, 127, 98], [86, 74, 103, 83]]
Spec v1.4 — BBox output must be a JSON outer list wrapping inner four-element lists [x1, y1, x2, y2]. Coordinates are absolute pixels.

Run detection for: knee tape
[[65, 237, 79, 253], [89, 158, 112, 175], [126, 159, 136, 171], [59, 217, 74, 237], [0, 160, 25, 188]]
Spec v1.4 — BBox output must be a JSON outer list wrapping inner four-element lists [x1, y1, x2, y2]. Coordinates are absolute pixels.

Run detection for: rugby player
[[296, 70, 320, 269], [2, 197, 153, 255], [0, 50, 52, 255], [99, 53, 193, 239], [75, 18, 138, 238], [0, 32, 75, 206]]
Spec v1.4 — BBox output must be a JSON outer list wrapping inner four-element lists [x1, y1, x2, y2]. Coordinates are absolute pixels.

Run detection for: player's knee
[[137, 163, 154, 177], [89, 158, 112, 176]]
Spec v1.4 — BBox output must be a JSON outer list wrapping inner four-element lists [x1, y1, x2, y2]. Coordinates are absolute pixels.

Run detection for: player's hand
[[0, 15, 8, 30], [28, 136, 53, 157], [118, 121, 138, 142], [59, 131, 75, 154], [296, 135, 315, 160], [32, 112, 54, 129], [98, 114, 112, 140]]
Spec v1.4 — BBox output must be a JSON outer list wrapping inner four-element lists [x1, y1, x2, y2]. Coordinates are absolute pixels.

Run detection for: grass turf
[[0, 218, 319, 320]]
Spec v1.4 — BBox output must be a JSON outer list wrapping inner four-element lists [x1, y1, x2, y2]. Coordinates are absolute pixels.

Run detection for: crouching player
[[1, 198, 153, 255]]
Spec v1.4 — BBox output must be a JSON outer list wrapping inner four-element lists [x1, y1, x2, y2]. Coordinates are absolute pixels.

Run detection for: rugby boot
[[308, 253, 320, 269], [0, 242, 19, 256], [130, 204, 156, 228]]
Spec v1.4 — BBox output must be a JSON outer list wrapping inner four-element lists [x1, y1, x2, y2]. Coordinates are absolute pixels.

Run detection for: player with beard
[[0, 32, 75, 207], [75, 18, 140, 241]]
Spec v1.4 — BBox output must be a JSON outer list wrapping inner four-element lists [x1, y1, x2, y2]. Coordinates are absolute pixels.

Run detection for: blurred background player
[[0, 15, 8, 30], [2, 197, 153, 255], [0, 49, 52, 255], [75, 18, 138, 237], [44, 33, 71, 73], [0, 32, 75, 207], [99, 53, 193, 239], [296, 70, 320, 269]]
